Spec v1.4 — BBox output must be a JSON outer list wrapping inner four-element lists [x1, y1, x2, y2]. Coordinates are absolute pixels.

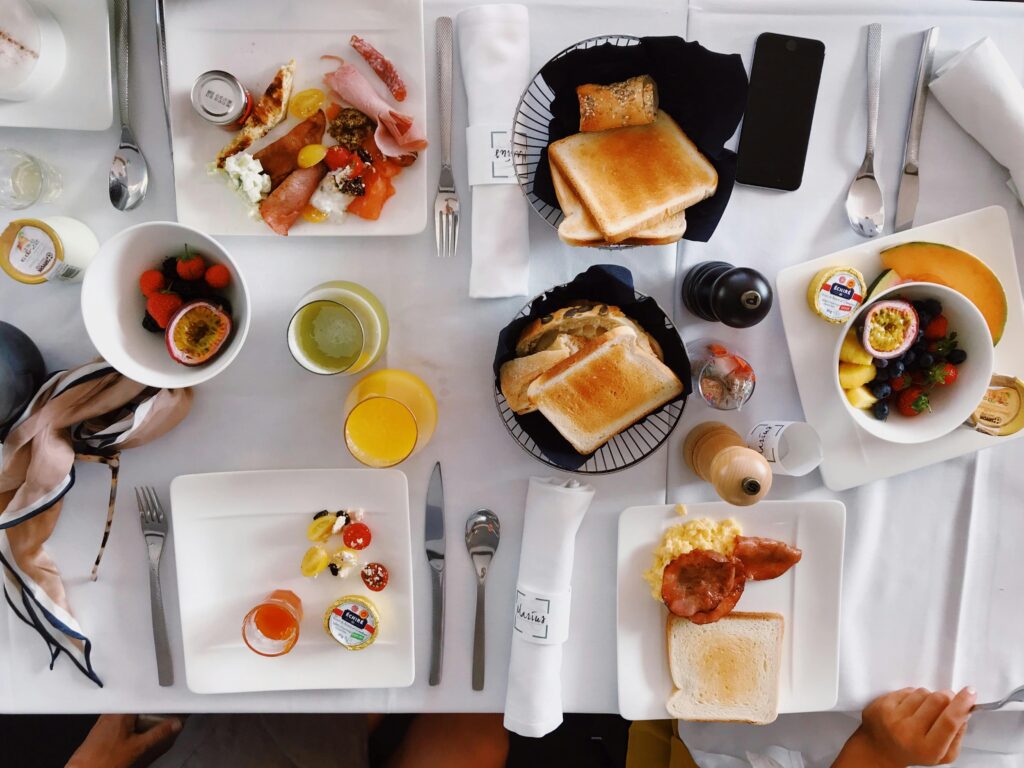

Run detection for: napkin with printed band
[[457, 4, 531, 298], [504, 476, 595, 738], [930, 37, 1024, 205], [0, 361, 191, 685]]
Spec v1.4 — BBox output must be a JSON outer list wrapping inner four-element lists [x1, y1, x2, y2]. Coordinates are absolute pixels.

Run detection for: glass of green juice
[[287, 281, 389, 375]]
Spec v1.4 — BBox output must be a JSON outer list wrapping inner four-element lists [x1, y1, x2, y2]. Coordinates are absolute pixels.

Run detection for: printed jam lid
[[0, 218, 65, 285], [191, 70, 248, 125], [324, 594, 379, 650], [807, 266, 865, 324]]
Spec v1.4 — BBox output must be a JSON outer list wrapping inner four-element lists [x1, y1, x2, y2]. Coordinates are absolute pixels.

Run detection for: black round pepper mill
[[681, 260, 774, 329]]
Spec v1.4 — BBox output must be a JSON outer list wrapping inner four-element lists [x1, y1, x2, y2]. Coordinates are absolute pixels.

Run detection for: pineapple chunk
[[845, 385, 878, 410], [839, 331, 874, 365], [838, 362, 876, 390]]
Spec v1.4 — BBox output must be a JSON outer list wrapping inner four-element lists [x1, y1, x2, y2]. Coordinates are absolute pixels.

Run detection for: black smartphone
[[736, 33, 825, 191]]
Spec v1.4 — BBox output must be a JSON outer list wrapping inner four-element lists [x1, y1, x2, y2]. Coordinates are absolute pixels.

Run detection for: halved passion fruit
[[861, 299, 918, 359], [165, 300, 232, 366]]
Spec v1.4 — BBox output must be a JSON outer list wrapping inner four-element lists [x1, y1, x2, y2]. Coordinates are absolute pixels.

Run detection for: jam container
[[324, 595, 379, 650], [191, 70, 253, 127], [0, 216, 98, 284]]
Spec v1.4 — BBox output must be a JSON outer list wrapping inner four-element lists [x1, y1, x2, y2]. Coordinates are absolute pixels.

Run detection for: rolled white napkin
[[457, 4, 531, 298], [929, 37, 1024, 204], [504, 476, 595, 738]]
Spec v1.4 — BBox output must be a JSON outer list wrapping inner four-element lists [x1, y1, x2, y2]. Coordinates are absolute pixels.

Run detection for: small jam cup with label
[[242, 589, 303, 657]]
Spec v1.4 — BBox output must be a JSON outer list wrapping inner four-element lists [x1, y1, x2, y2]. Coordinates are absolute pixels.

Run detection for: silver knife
[[425, 462, 445, 686], [895, 27, 939, 232]]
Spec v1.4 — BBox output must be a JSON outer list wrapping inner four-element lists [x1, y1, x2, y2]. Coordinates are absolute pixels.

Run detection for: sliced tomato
[[325, 102, 342, 122], [324, 146, 351, 172], [347, 172, 395, 220]]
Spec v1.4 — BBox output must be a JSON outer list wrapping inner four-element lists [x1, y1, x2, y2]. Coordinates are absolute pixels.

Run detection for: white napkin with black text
[[929, 37, 1024, 204], [457, 4, 531, 298], [504, 477, 595, 738]]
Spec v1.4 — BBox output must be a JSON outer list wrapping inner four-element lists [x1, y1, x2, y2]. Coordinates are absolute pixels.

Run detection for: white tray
[[0, 0, 112, 130], [616, 501, 845, 721], [164, 0, 427, 236], [170, 469, 414, 694], [777, 207, 1024, 491]]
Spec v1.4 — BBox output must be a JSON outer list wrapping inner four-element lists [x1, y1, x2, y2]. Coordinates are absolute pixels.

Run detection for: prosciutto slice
[[254, 110, 326, 189], [323, 59, 428, 158], [259, 163, 327, 236]]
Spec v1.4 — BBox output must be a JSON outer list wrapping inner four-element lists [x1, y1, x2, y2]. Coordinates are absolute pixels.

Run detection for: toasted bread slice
[[665, 612, 783, 724], [551, 161, 686, 247], [526, 328, 682, 454], [548, 110, 716, 243], [499, 334, 580, 414], [515, 302, 662, 360]]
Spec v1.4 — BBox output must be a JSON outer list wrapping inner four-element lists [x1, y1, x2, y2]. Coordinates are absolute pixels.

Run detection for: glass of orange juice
[[242, 589, 303, 657], [343, 369, 437, 468]]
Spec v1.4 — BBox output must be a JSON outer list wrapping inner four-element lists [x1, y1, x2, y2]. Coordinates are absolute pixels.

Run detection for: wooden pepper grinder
[[683, 422, 772, 506]]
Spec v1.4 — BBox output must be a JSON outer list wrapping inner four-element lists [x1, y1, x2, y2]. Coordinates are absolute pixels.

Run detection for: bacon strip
[[259, 164, 327, 236], [733, 536, 803, 581], [661, 550, 740, 618], [688, 575, 746, 625], [323, 59, 427, 158], [254, 111, 326, 190], [350, 35, 407, 102]]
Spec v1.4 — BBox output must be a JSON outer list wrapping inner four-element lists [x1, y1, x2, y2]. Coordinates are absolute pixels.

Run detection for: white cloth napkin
[[503, 477, 595, 738], [457, 4, 531, 298], [929, 37, 1024, 204]]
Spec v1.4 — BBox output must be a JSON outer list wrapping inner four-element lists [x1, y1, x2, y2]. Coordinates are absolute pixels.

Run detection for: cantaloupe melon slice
[[879, 242, 1007, 344]]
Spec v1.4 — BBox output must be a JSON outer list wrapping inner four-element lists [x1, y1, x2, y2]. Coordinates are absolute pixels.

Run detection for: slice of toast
[[665, 612, 783, 724], [526, 328, 682, 454], [548, 110, 716, 243], [499, 334, 580, 414]]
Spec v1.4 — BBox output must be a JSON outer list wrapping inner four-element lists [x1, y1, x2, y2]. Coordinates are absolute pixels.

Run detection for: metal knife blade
[[425, 462, 445, 685], [896, 26, 939, 232]]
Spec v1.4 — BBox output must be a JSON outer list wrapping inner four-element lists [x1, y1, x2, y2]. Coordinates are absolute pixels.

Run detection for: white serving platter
[[616, 501, 845, 721], [777, 206, 1024, 491], [0, 0, 112, 130], [164, 0, 427, 236], [170, 469, 414, 694]]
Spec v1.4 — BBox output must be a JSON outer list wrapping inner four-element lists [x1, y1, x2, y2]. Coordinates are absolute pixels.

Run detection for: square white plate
[[616, 501, 845, 721], [170, 469, 414, 694], [0, 0, 112, 130], [164, 0, 427, 236], [776, 207, 1024, 490]]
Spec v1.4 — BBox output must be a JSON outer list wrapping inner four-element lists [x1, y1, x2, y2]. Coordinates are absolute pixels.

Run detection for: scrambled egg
[[642, 513, 742, 601]]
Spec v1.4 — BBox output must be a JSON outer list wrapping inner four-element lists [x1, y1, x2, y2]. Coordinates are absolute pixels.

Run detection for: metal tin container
[[190, 70, 253, 127]]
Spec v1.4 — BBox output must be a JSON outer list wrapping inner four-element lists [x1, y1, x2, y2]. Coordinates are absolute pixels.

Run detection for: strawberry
[[139, 269, 166, 297], [896, 386, 931, 418], [890, 374, 911, 392], [923, 314, 949, 340], [146, 291, 184, 329], [204, 263, 231, 290], [176, 246, 206, 281], [926, 361, 959, 386]]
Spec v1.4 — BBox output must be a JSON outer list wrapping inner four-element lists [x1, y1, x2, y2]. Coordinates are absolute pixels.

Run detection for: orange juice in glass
[[344, 370, 437, 467], [242, 589, 302, 657]]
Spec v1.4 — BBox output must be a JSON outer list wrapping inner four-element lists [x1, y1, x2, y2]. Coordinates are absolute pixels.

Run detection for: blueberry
[[918, 352, 935, 369], [874, 358, 889, 369], [869, 381, 892, 399], [917, 313, 933, 329], [947, 348, 967, 365], [161, 256, 178, 280], [923, 299, 943, 317], [912, 300, 927, 313], [916, 328, 925, 341], [889, 360, 906, 378], [902, 349, 916, 366], [872, 400, 890, 421], [874, 367, 890, 381], [913, 341, 928, 355], [141, 312, 161, 333]]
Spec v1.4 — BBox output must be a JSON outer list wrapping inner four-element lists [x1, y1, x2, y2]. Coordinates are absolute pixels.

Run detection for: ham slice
[[259, 163, 327, 236], [323, 60, 428, 158], [254, 111, 326, 189]]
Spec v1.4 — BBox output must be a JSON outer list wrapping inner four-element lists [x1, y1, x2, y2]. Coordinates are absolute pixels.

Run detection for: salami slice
[[733, 536, 802, 581], [661, 550, 739, 618], [350, 35, 408, 102]]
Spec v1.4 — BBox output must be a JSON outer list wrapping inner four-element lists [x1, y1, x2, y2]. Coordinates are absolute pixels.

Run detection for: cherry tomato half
[[343, 522, 372, 550]]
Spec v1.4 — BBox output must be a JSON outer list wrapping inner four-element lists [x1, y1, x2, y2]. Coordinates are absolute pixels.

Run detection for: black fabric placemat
[[532, 36, 748, 242]]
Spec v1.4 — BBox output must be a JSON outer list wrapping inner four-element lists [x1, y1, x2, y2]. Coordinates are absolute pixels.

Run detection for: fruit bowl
[[81, 221, 251, 389], [832, 282, 994, 444]]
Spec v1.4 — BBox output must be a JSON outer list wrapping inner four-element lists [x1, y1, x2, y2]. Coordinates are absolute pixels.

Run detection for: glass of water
[[0, 149, 62, 209]]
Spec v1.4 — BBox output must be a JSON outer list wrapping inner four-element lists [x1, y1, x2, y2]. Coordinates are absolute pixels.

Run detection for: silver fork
[[136, 486, 173, 687], [974, 684, 1024, 711], [434, 17, 459, 259]]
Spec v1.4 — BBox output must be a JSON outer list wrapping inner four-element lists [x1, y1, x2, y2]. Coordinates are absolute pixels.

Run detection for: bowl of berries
[[81, 221, 251, 389], [833, 282, 994, 444]]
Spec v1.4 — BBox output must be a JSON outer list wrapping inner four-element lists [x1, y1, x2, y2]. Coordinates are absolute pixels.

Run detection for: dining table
[[1, 0, 1023, 762]]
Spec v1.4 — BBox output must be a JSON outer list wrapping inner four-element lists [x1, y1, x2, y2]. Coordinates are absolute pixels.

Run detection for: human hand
[[854, 687, 976, 767], [66, 714, 182, 768]]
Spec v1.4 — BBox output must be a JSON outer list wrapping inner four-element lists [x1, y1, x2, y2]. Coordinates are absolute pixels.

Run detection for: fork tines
[[434, 186, 460, 259], [135, 486, 167, 532]]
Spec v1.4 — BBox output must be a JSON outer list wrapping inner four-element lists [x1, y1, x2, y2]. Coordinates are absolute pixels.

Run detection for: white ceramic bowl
[[81, 221, 251, 389], [833, 282, 993, 444]]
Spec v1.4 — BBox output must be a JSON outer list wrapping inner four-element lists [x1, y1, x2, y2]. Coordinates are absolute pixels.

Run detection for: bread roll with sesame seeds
[[577, 75, 658, 132]]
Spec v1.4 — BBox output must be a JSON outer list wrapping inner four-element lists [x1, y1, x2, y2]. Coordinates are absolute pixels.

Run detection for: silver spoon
[[845, 23, 884, 237], [973, 683, 1024, 711], [465, 509, 499, 691], [109, 0, 148, 210]]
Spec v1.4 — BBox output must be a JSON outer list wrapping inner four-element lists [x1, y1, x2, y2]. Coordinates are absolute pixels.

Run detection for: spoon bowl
[[110, 125, 149, 211], [845, 170, 884, 237], [465, 509, 500, 691]]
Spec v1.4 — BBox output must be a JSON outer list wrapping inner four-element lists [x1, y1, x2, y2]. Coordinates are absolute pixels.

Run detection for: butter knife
[[895, 27, 939, 232], [425, 462, 445, 686]]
